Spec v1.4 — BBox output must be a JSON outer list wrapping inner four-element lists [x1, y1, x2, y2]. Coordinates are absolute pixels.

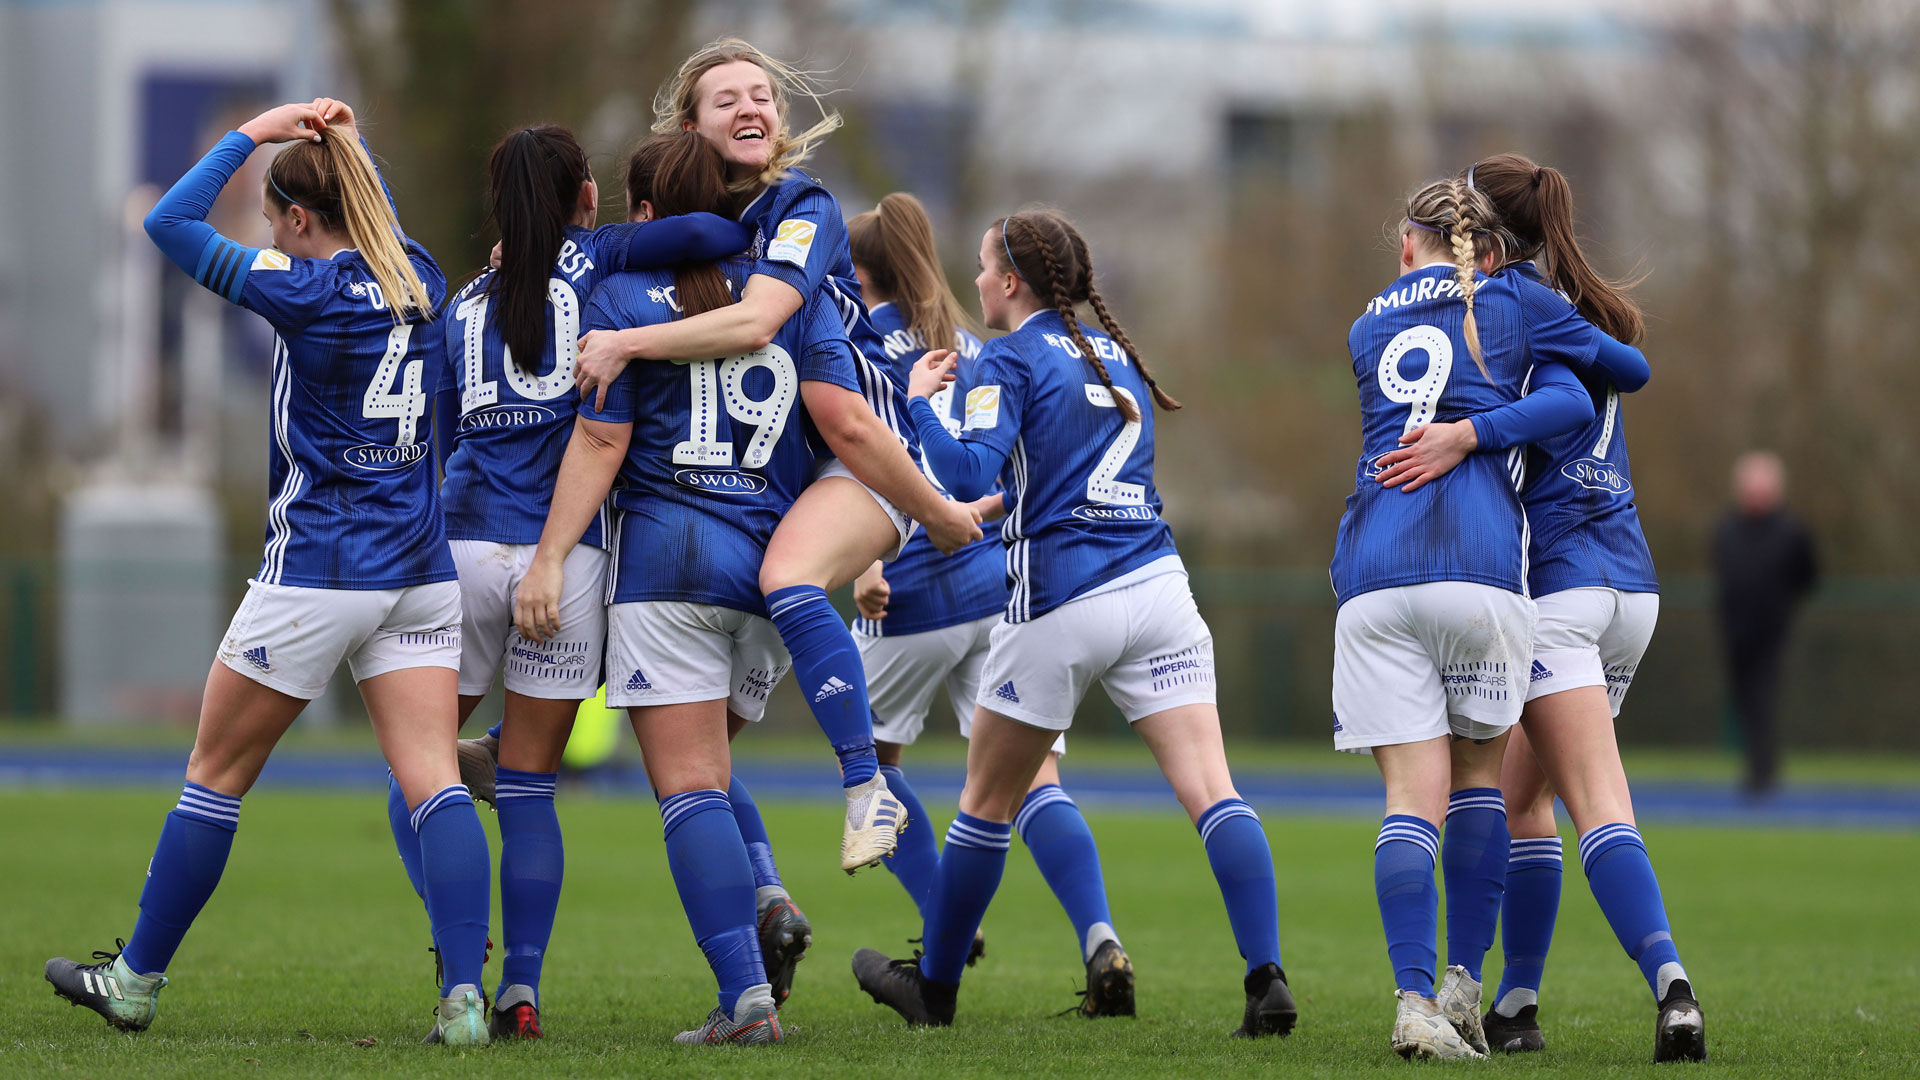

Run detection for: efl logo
[[767, 219, 817, 267], [251, 249, 292, 272]]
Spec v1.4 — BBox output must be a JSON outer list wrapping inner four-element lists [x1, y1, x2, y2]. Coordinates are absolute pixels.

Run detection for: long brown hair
[[1461, 152, 1644, 344], [652, 37, 841, 194], [849, 192, 974, 352], [625, 132, 736, 318], [265, 126, 430, 323], [1404, 178, 1499, 380], [483, 125, 590, 373], [993, 209, 1177, 424]]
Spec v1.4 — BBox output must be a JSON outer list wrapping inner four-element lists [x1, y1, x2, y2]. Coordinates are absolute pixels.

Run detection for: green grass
[[1, 790, 1915, 1078]]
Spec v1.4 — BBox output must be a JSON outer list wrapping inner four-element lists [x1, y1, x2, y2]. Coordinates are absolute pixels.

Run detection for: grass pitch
[[1, 789, 1914, 1078]]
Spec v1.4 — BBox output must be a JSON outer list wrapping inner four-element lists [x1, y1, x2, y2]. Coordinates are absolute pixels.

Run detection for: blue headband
[[267, 169, 304, 210], [1001, 224, 1026, 283]]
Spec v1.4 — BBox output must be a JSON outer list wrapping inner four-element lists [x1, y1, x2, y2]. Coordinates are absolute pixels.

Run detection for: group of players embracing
[[43, 33, 1702, 1066]]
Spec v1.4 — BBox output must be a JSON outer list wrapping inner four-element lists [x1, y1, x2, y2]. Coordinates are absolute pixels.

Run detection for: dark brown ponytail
[[485, 125, 589, 372], [626, 132, 735, 318]]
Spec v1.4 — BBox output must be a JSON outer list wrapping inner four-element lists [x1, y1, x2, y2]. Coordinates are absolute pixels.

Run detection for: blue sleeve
[[910, 398, 1005, 502], [579, 292, 640, 422], [594, 215, 754, 273], [752, 185, 846, 299], [1468, 363, 1596, 450], [954, 342, 1026, 458], [142, 130, 260, 305], [799, 291, 863, 392], [1592, 334, 1651, 392]]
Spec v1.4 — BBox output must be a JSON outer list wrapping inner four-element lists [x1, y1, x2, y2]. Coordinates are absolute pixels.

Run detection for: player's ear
[[288, 205, 308, 236], [1399, 228, 1415, 268]]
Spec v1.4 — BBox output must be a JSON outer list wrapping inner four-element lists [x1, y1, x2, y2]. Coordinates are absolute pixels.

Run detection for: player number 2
[[362, 324, 425, 446], [1084, 384, 1145, 505], [673, 346, 799, 470], [1377, 324, 1453, 435]]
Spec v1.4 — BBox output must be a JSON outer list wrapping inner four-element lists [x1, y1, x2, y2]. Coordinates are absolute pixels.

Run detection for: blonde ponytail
[[320, 127, 431, 322]]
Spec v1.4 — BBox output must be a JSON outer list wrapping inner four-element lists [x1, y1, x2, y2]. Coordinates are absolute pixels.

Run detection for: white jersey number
[[452, 279, 582, 413], [1083, 384, 1145, 505], [363, 324, 425, 446], [1591, 385, 1620, 458], [673, 346, 799, 470], [1377, 324, 1453, 435]]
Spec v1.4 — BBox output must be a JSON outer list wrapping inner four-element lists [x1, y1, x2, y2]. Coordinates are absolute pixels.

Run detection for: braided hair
[[995, 210, 1179, 423], [1404, 178, 1498, 380]]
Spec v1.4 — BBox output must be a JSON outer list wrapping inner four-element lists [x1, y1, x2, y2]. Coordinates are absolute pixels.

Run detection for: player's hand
[[512, 553, 566, 644], [238, 103, 327, 145], [309, 98, 356, 136], [489, 241, 503, 270], [971, 492, 1008, 524], [908, 350, 958, 401], [577, 329, 636, 412], [853, 562, 891, 620], [1373, 419, 1479, 493], [923, 497, 984, 555]]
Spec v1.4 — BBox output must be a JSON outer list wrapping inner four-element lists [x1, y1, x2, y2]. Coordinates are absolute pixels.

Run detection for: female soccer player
[[847, 193, 1131, 1015], [512, 130, 872, 1045], [1332, 177, 1612, 1059], [380, 123, 750, 1041], [45, 99, 493, 1046], [569, 39, 983, 872], [1459, 153, 1706, 1063], [849, 209, 1294, 1039]]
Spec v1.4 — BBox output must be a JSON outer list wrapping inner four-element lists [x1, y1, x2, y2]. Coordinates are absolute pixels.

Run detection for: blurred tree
[[328, 0, 700, 275]]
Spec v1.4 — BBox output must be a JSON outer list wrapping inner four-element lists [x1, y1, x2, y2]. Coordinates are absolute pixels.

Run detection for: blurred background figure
[[1712, 452, 1819, 796]]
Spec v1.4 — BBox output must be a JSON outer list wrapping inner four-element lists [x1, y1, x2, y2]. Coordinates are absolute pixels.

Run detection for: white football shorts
[[604, 601, 791, 720], [814, 457, 915, 561], [1331, 581, 1537, 752], [1524, 587, 1659, 716], [974, 569, 1215, 732], [217, 578, 462, 700], [859, 614, 1066, 754], [450, 539, 608, 700]]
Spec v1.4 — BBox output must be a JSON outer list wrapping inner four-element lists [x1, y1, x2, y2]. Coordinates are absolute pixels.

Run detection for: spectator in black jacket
[[1712, 451, 1819, 796]]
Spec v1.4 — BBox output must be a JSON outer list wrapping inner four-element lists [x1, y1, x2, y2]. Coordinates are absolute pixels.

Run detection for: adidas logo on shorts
[[627, 668, 653, 692], [993, 680, 1020, 704], [814, 676, 852, 703], [1530, 659, 1553, 683], [243, 646, 270, 672]]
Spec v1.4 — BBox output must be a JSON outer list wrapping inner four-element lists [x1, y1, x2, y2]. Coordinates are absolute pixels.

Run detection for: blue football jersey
[[956, 310, 1178, 623], [1505, 264, 1659, 596], [854, 302, 1004, 636], [231, 243, 456, 589], [739, 175, 916, 454], [1331, 264, 1603, 605], [581, 264, 863, 613], [439, 224, 633, 549]]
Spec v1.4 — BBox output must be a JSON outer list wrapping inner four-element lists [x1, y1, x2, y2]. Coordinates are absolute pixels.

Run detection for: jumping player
[[380, 123, 751, 1040], [1458, 153, 1706, 1063], [1333, 177, 1609, 1059], [848, 193, 1130, 1014], [571, 39, 983, 873], [850, 209, 1296, 1039], [511, 130, 873, 1045], [45, 100, 493, 1046]]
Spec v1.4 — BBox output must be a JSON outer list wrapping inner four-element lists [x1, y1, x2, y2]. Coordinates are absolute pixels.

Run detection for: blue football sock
[[385, 773, 426, 901], [1198, 799, 1282, 973], [765, 585, 878, 787], [1442, 787, 1510, 982], [495, 768, 562, 1003], [879, 764, 940, 914], [122, 783, 240, 976], [661, 789, 767, 1013], [919, 813, 1011, 985], [412, 785, 491, 995], [1495, 836, 1563, 1015], [1580, 823, 1687, 1001], [727, 775, 782, 892], [1376, 815, 1441, 994], [1018, 785, 1117, 960]]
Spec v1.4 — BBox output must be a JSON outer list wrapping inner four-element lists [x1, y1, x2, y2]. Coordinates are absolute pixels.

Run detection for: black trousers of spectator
[[1724, 630, 1786, 794]]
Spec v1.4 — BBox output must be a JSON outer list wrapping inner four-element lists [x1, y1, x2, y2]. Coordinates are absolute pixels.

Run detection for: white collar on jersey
[[1414, 259, 1457, 272], [868, 300, 894, 315], [327, 248, 353, 261], [1015, 309, 1050, 332]]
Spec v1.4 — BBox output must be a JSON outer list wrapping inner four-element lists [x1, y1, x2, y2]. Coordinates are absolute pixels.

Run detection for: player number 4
[[363, 324, 424, 446]]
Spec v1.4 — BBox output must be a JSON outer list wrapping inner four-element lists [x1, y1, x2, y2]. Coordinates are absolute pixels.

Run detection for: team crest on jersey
[[646, 284, 681, 312], [1560, 457, 1631, 494], [964, 385, 1001, 430], [251, 249, 292, 272], [766, 219, 817, 267]]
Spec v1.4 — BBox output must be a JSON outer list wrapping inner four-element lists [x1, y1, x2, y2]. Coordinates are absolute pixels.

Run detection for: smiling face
[[684, 59, 777, 174]]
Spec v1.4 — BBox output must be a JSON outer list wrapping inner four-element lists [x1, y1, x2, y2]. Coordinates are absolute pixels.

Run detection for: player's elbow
[[577, 417, 631, 457], [142, 204, 170, 243]]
